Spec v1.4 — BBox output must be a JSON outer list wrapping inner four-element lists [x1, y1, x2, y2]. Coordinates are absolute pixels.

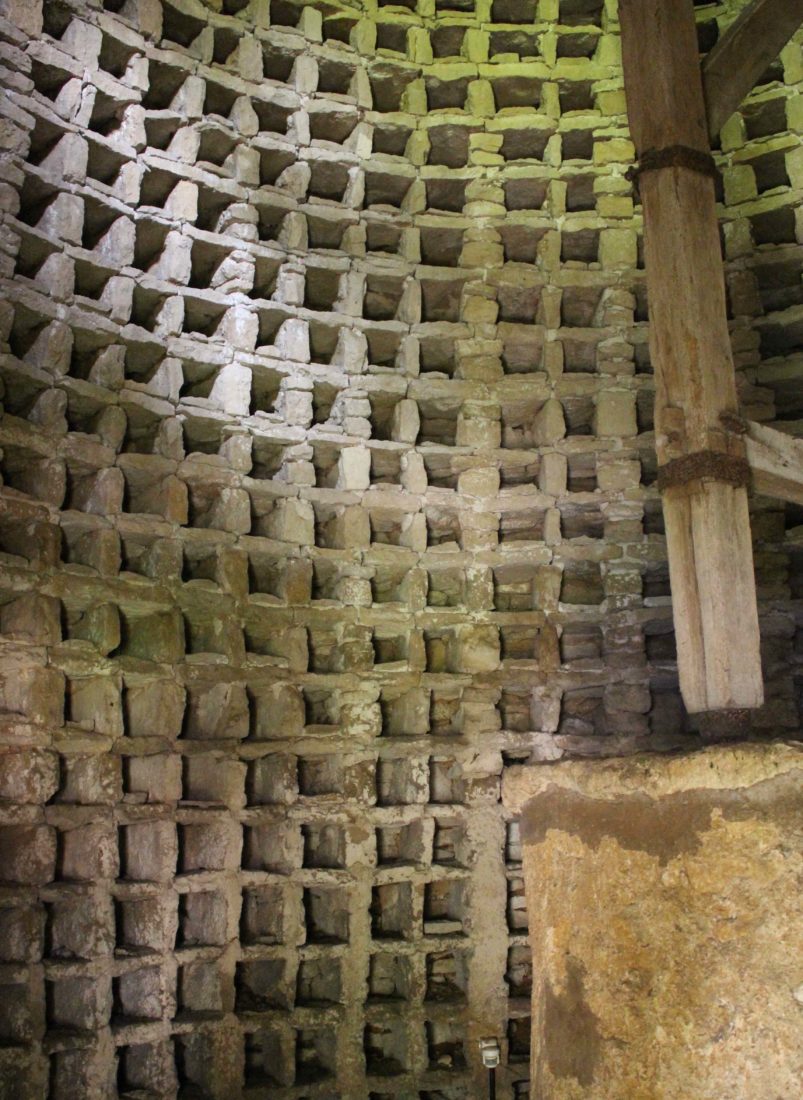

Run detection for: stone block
[[0, 749, 59, 803], [61, 820, 119, 881], [123, 820, 177, 882], [533, 398, 566, 445], [504, 744, 803, 1100], [0, 825, 56, 885], [48, 893, 114, 959], [594, 389, 637, 437]]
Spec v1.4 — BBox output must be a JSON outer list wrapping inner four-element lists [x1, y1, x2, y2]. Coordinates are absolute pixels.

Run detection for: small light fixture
[[479, 1037, 500, 1100], [479, 1037, 500, 1068]]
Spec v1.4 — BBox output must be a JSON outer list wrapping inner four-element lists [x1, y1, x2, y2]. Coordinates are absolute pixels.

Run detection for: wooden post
[[618, 0, 763, 713]]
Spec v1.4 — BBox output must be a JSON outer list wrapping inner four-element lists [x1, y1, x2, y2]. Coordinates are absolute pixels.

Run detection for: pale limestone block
[[466, 78, 494, 117], [786, 95, 803, 134], [167, 126, 200, 163], [93, 215, 134, 267], [37, 191, 83, 245], [593, 135, 636, 165], [276, 160, 310, 198], [401, 78, 427, 114], [25, 320, 72, 375], [785, 144, 803, 189], [723, 165, 756, 206], [293, 55, 318, 95], [211, 252, 255, 294], [274, 318, 310, 362], [331, 328, 367, 370], [453, 625, 499, 673], [353, 18, 375, 53], [208, 487, 251, 534], [268, 498, 315, 545], [391, 398, 420, 444], [0, 594, 60, 647], [344, 166, 365, 209], [127, 753, 182, 802], [402, 130, 429, 167], [299, 6, 322, 40], [209, 363, 251, 416], [219, 432, 252, 473], [401, 512, 427, 552], [544, 507, 561, 545], [124, 820, 176, 882], [594, 389, 637, 438], [27, 389, 66, 435], [458, 466, 500, 497], [230, 97, 259, 137], [280, 389, 313, 427], [598, 227, 637, 269], [61, 18, 102, 65], [402, 178, 427, 213], [352, 68, 372, 108], [0, 825, 56, 885], [397, 278, 422, 325], [234, 145, 260, 186], [538, 451, 568, 495], [596, 456, 641, 491], [73, 468, 125, 516], [95, 405, 127, 451], [221, 306, 258, 352], [462, 295, 498, 324], [401, 452, 427, 494], [41, 132, 88, 182], [0, 0, 41, 33], [237, 37, 263, 81], [150, 230, 192, 284], [337, 446, 371, 491], [278, 210, 308, 250], [346, 121, 372, 159], [149, 359, 183, 403], [463, 28, 490, 62], [457, 412, 501, 448], [533, 398, 566, 445], [409, 28, 432, 64], [337, 271, 364, 316], [461, 239, 504, 266]]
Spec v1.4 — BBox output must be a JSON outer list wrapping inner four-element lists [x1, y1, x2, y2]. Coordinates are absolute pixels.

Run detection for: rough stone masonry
[[0, 0, 800, 1097]]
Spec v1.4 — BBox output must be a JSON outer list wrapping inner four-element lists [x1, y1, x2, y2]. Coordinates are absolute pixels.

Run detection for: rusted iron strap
[[626, 144, 721, 196], [696, 707, 754, 741], [657, 451, 750, 491]]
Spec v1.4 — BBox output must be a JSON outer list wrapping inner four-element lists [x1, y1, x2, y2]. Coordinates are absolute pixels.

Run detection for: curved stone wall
[[0, 0, 800, 1096]]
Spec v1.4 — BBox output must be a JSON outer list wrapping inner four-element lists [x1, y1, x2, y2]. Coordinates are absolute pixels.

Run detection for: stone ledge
[[502, 738, 803, 812]]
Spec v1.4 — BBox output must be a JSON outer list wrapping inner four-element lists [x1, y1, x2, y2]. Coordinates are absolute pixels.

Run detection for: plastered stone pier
[[503, 742, 803, 1100]]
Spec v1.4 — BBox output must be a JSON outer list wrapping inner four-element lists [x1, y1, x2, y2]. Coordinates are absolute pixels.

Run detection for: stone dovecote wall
[[0, 0, 800, 1097]]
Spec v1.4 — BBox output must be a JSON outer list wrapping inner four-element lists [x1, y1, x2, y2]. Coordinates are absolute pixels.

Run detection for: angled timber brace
[[617, 0, 803, 716]]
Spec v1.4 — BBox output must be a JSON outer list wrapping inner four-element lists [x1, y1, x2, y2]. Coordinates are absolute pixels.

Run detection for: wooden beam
[[703, 0, 803, 139], [619, 0, 763, 714], [744, 420, 803, 505]]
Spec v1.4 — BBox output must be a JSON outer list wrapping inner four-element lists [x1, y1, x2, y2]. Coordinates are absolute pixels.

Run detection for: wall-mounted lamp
[[479, 1037, 500, 1100]]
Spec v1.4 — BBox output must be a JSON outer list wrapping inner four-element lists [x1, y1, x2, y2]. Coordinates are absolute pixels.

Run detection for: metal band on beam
[[625, 144, 721, 196], [657, 451, 751, 491]]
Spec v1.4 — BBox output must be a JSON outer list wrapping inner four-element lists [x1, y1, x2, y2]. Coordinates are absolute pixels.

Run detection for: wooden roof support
[[619, 0, 764, 713], [744, 420, 803, 507], [703, 0, 803, 140]]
